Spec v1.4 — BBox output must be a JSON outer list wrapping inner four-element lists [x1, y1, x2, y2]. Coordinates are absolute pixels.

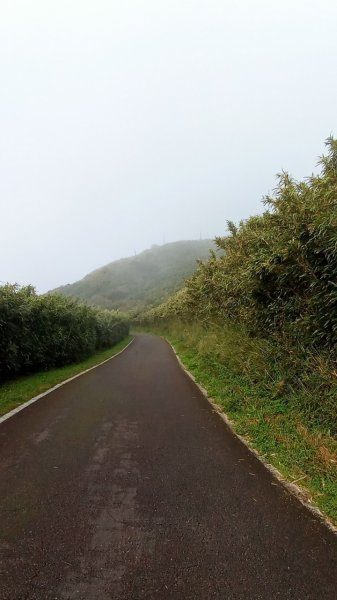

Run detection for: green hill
[[53, 240, 215, 314]]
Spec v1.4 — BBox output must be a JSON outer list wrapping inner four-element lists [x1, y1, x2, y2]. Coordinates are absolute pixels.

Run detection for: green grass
[[0, 335, 133, 417], [141, 323, 337, 526]]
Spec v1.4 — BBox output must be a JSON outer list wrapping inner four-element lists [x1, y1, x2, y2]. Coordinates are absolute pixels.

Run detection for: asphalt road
[[0, 334, 336, 600]]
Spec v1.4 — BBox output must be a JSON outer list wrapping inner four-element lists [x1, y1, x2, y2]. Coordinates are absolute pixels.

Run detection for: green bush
[[0, 284, 129, 381], [138, 139, 337, 434], [141, 138, 337, 351]]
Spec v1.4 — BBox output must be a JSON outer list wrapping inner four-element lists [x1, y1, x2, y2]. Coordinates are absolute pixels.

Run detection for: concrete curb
[[166, 338, 337, 537], [0, 337, 135, 426]]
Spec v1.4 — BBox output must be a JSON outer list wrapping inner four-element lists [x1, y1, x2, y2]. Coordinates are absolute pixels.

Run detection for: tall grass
[[158, 320, 337, 432], [153, 320, 337, 523]]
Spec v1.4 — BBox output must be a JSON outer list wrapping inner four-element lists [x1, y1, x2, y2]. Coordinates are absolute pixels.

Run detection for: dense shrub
[[0, 285, 129, 381], [141, 138, 337, 351]]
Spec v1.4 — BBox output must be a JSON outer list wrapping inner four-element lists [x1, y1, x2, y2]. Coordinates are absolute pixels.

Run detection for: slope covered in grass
[[54, 240, 215, 314]]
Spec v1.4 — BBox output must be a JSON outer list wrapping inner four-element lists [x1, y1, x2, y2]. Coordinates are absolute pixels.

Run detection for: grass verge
[[0, 335, 133, 418], [141, 323, 337, 526]]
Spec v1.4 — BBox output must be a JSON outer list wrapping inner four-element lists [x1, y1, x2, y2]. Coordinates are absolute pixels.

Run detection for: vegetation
[[139, 139, 337, 524], [146, 321, 337, 523], [0, 335, 133, 417], [143, 139, 337, 351], [53, 240, 215, 314], [0, 284, 129, 382]]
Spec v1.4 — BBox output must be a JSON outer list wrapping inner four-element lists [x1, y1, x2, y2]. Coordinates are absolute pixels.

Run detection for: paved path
[[0, 334, 336, 599]]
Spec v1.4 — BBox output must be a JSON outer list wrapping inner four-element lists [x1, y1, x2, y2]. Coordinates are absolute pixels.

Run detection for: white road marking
[[0, 338, 134, 425]]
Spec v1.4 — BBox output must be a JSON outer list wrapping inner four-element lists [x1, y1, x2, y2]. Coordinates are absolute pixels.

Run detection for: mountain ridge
[[53, 239, 215, 314]]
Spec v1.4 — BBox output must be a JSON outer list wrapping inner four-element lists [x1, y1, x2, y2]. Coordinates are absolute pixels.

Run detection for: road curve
[[0, 334, 336, 600]]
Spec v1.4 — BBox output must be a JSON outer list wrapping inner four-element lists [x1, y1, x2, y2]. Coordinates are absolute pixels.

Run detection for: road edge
[[0, 337, 135, 426], [165, 337, 337, 537]]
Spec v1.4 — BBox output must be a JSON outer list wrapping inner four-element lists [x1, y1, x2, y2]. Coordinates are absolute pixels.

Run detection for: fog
[[1, 0, 337, 292]]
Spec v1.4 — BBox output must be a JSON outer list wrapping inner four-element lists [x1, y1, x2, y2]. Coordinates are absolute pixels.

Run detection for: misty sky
[[1, 1, 337, 292]]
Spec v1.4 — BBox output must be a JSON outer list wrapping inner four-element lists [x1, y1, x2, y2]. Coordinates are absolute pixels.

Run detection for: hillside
[[53, 240, 215, 314]]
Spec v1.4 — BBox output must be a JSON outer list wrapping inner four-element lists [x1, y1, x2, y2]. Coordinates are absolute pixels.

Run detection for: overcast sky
[[1, 0, 336, 292]]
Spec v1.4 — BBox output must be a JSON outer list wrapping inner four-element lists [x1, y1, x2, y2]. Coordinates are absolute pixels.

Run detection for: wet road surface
[[0, 334, 336, 599]]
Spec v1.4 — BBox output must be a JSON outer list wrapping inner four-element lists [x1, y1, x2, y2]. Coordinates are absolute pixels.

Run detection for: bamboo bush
[[141, 138, 337, 350], [139, 139, 337, 431]]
